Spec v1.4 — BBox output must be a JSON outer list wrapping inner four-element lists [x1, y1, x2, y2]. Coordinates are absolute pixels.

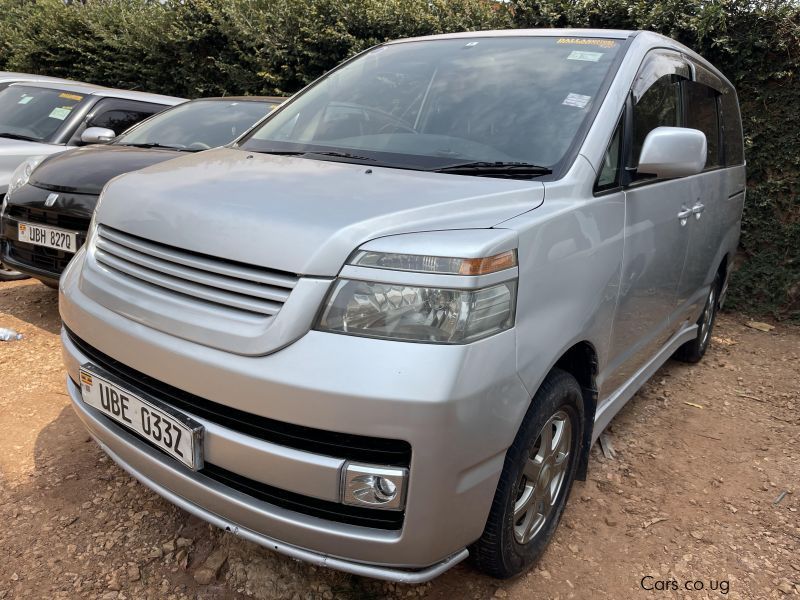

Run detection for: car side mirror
[[637, 126, 707, 179], [81, 127, 116, 144]]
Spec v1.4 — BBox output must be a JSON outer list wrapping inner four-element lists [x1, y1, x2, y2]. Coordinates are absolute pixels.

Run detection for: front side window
[[685, 81, 720, 168], [596, 117, 623, 191], [0, 85, 87, 143], [242, 36, 624, 173], [89, 102, 161, 136], [631, 74, 682, 168]]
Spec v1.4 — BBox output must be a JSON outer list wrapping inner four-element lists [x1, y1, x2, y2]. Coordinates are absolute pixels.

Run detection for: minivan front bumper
[[59, 253, 532, 581]]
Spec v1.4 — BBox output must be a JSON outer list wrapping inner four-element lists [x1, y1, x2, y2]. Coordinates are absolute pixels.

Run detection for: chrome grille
[[94, 226, 298, 317]]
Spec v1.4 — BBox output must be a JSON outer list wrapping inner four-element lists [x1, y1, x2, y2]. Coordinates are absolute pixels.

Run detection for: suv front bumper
[[59, 252, 531, 581]]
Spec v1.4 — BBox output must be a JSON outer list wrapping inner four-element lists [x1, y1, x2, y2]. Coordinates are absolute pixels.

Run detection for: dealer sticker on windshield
[[562, 93, 592, 109], [48, 106, 73, 120], [567, 50, 603, 62]]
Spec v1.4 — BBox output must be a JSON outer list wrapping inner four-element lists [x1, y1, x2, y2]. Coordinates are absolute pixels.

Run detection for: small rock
[[127, 566, 140, 582], [67, 544, 77, 555], [493, 589, 508, 598], [604, 516, 617, 527], [176, 537, 193, 548], [193, 549, 227, 585], [107, 576, 121, 592], [539, 569, 551, 580], [9, 574, 18, 582], [162, 540, 176, 553], [777, 579, 793, 594], [690, 531, 703, 540], [148, 547, 163, 559], [81, 501, 93, 510], [568, 544, 579, 554], [100, 593, 118, 600]]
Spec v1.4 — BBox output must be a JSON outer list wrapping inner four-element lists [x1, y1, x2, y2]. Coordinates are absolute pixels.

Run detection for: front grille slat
[[95, 236, 291, 304], [95, 248, 284, 316], [95, 226, 298, 319], [99, 226, 298, 289]]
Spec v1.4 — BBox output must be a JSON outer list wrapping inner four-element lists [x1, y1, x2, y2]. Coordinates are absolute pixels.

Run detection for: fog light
[[341, 463, 408, 511]]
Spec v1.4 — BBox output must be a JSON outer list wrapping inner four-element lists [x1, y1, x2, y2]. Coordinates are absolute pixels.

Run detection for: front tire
[[0, 262, 29, 281], [471, 369, 583, 579]]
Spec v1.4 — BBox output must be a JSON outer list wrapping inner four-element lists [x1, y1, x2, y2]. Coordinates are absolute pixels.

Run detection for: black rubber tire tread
[[673, 272, 721, 364], [470, 368, 584, 579]]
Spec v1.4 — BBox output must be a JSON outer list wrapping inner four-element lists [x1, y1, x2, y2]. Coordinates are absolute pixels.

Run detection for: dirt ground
[[0, 278, 798, 600]]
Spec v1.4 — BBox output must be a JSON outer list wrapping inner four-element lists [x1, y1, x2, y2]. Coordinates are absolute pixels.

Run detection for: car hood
[[97, 147, 545, 276], [0, 138, 66, 194], [30, 145, 183, 195]]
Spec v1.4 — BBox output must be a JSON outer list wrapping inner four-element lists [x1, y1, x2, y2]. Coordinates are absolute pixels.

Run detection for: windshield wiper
[[251, 149, 376, 162], [432, 161, 552, 178], [0, 132, 40, 142], [118, 142, 196, 152]]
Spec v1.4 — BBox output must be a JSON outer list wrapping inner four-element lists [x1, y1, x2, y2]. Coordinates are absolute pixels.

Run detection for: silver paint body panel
[[60, 30, 745, 580]]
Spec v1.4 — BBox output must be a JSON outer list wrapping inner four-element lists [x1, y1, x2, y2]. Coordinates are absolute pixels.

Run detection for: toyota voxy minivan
[[59, 30, 745, 582]]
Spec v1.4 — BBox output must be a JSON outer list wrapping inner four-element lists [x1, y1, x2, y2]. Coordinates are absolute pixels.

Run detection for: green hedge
[[0, 0, 797, 319]]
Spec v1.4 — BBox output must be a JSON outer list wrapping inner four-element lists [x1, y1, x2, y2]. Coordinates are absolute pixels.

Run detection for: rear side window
[[631, 74, 682, 167], [719, 87, 744, 165], [685, 81, 721, 168]]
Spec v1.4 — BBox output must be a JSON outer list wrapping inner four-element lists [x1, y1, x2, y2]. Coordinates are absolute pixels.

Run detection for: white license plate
[[18, 222, 77, 252], [79, 365, 204, 470]]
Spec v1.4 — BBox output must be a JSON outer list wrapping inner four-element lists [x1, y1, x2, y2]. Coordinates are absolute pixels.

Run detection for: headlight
[[7, 155, 46, 198], [317, 278, 516, 344]]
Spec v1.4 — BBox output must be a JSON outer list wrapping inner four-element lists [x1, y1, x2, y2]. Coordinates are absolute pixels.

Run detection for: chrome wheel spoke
[[512, 409, 573, 545]]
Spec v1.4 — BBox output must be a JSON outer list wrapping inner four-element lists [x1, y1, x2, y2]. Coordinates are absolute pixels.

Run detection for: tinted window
[[631, 74, 682, 167], [685, 81, 720, 168], [89, 101, 163, 135], [243, 37, 624, 170], [596, 117, 622, 191], [0, 85, 87, 143], [118, 99, 276, 150], [719, 87, 744, 165]]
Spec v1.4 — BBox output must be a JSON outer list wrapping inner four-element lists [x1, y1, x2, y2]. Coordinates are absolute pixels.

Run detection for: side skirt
[[592, 323, 698, 443]]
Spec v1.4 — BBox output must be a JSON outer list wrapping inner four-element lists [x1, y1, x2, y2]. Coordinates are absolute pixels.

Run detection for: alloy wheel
[[513, 410, 572, 544]]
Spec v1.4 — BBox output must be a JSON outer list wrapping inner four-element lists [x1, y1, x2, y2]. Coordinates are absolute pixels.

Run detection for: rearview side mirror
[[637, 127, 707, 179], [81, 126, 116, 144]]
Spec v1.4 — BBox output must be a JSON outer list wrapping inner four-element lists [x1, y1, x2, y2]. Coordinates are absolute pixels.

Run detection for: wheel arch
[[552, 340, 599, 481]]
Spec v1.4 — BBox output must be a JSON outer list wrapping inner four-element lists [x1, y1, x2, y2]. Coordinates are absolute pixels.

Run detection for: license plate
[[18, 222, 77, 252], [79, 365, 204, 470]]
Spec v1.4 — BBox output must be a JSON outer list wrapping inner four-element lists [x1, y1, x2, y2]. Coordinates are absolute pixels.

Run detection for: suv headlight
[[316, 251, 517, 344], [7, 155, 46, 198]]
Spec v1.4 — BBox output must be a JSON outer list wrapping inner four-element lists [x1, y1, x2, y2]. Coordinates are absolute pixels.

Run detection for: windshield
[[118, 99, 278, 151], [241, 36, 622, 172], [0, 85, 87, 143]]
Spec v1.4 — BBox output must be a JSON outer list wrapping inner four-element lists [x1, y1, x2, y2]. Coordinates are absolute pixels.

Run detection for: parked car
[[0, 71, 74, 92], [59, 30, 745, 582], [1, 96, 284, 286], [0, 80, 184, 279]]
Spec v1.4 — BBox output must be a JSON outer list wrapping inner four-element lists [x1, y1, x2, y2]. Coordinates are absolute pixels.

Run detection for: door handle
[[677, 206, 692, 226], [692, 202, 705, 220]]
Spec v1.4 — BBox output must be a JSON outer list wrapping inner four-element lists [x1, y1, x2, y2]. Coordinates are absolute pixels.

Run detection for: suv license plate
[[18, 222, 77, 252], [79, 365, 204, 470]]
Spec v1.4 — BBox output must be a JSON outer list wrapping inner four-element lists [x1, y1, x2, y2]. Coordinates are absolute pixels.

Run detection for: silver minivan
[[60, 29, 745, 582]]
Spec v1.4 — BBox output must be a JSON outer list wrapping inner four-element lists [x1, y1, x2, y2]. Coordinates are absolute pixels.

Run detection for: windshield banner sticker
[[59, 92, 84, 102], [567, 50, 603, 62], [48, 106, 73, 120], [557, 38, 618, 49], [562, 93, 592, 108]]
